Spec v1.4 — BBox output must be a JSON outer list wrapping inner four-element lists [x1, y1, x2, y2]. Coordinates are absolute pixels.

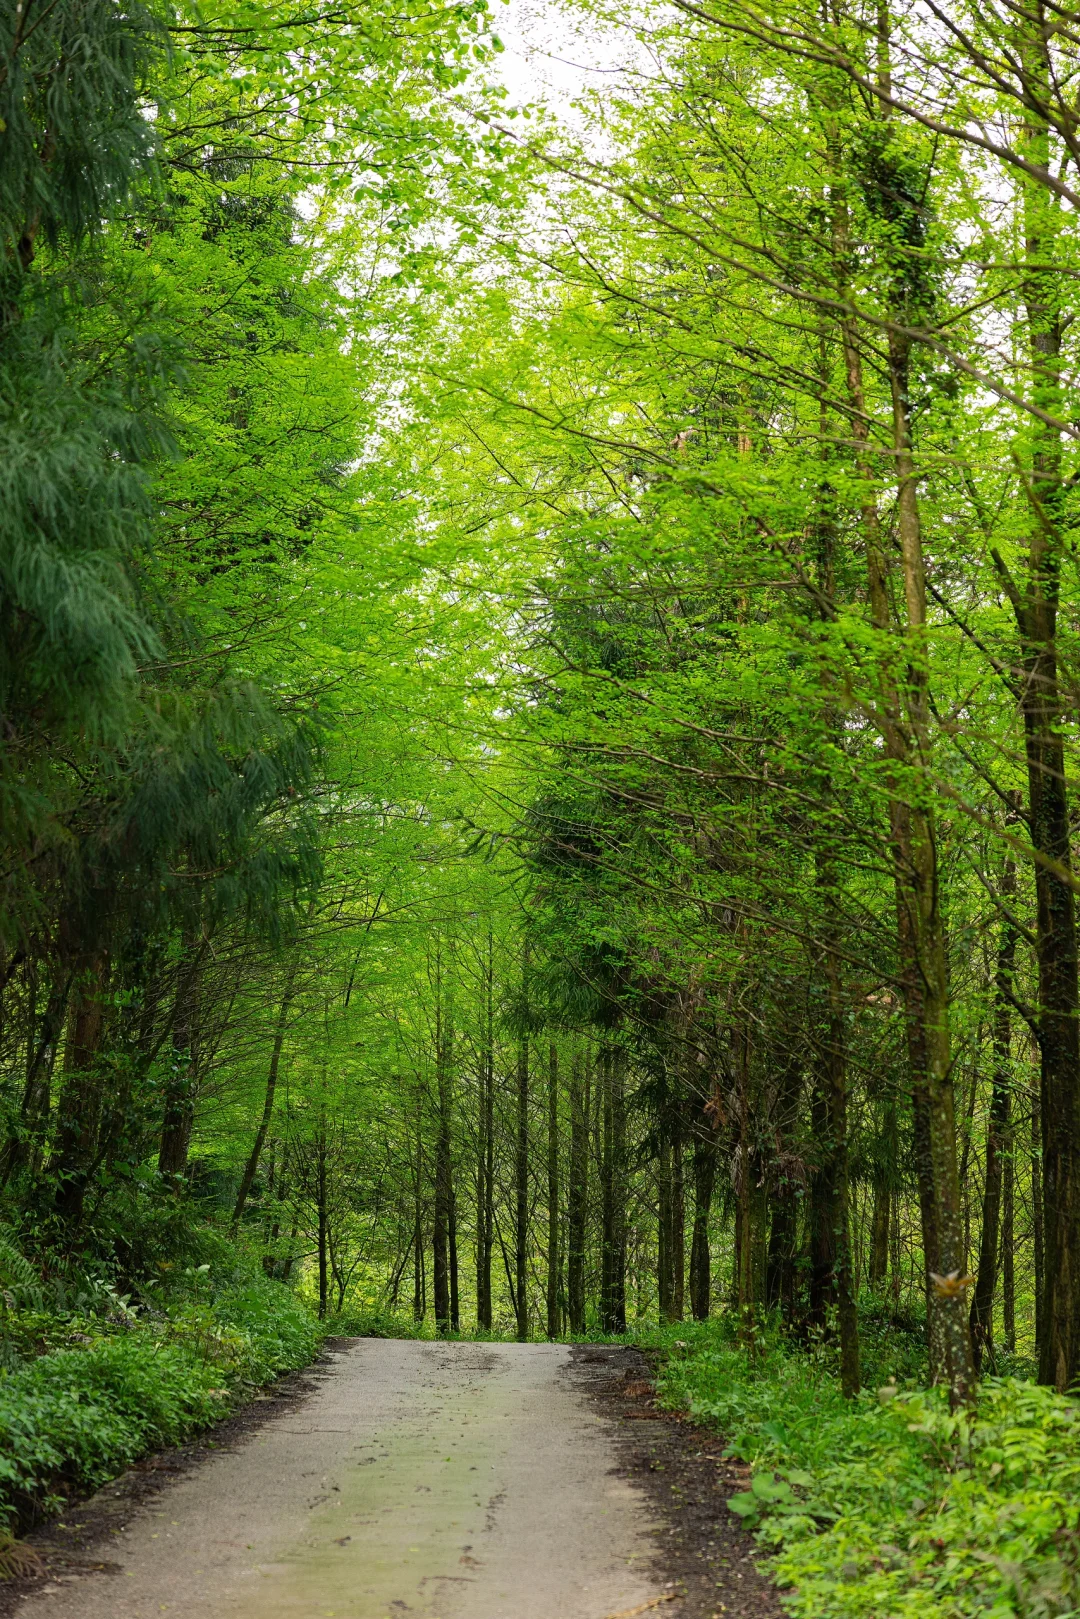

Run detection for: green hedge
[[0, 1279, 321, 1528]]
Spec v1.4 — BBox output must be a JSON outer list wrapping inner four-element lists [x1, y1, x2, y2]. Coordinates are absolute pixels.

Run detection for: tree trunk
[[158, 939, 203, 1183], [971, 826, 1019, 1373], [888, 325, 973, 1404], [1, 967, 70, 1188], [433, 956, 454, 1335], [869, 1175, 890, 1290], [515, 1036, 529, 1341], [413, 1086, 425, 1324], [612, 1046, 627, 1332], [689, 1119, 717, 1321], [832, 126, 970, 1401], [546, 1041, 560, 1338], [232, 970, 297, 1230], [449, 1181, 460, 1333], [658, 1132, 673, 1322], [600, 1043, 627, 1334], [51, 947, 109, 1226], [1010, 32, 1080, 1392], [317, 1122, 329, 1320], [477, 938, 495, 1331], [1033, 1087, 1045, 1359], [1003, 1130, 1016, 1354], [672, 1108, 685, 1320], [568, 1047, 589, 1334]]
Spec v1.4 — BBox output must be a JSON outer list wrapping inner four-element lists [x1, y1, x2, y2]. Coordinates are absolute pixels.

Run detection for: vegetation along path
[[8, 1339, 772, 1619]]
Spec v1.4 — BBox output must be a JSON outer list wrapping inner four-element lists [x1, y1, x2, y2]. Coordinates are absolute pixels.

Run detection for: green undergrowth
[[644, 1315, 1080, 1619], [0, 1272, 322, 1532]]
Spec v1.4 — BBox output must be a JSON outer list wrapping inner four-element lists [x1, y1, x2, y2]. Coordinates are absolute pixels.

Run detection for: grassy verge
[[642, 1315, 1080, 1619], [0, 1275, 321, 1532]]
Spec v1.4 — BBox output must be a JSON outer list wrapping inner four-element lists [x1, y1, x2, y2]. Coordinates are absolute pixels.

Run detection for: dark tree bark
[[689, 1111, 717, 1322], [449, 1182, 459, 1333], [832, 131, 972, 1401], [1002, 1133, 1016, 1354], [476, 937, 495, 1331], [1033, 1087, 1045, 1359], [51, 947, 110, 1226], [515, 1035, 529, 1341], [658, 1132, 673, 1322], [672, 1108, 685, 1320], [232, 968, 297, 1231], [1017, 63, 1080, 1389], [971, 826, 1019, 1373], [546, 1041, 560, 1339], [869, 1172, 890, 1290], [316, 1117, 329, 1320], [158, 938, 205, 1183], [1, 966, 71, 1188], [600, 1044, 627, 1334], [567, 1047, 589, 1335], [764, 1056, 801, 1321]]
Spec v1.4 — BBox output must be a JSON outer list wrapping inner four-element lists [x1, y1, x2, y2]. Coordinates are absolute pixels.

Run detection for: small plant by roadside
[[0, 1245, 322, 1536], [645, 1316, 1080, 1619]]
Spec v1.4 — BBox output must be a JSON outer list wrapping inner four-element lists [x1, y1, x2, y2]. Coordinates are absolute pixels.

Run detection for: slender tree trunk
[[971, 826, 1019, 1372], [808, 1064, 834, 1332], [159, 938, 204, 1184], [888, 326, 973, 1404], [613, 1046, 627, 1332], [515, 1035, 529, 1341], [735, 1021, 757, 1350], [1, 967, 70, 1188], [820, 910, 860, 1395], [658, 1131, 673, 1322], [476, 938, 495, 1330], [831, 117, 970, 1399], [449, 1182, 459, 1333], [672, 1108, 685, 1320], [51, 947, 109, 1226], [600, 1044, 628, 1333], [546, 1041, 560, 1338], [765, 1056, 801, 1321], [433, 954, 455, 1335], [433, 1126, 450, 1332], [601, 1044, 628, 1334], [568, 1047, 589, 1334], [1033, 1087, 1045, 1359], [413, 1083, 425, 1324], [1009, 27, 1080, 1391], [317, 1121, 329, 1320], [1002, 1138, 1016, 1354], [232, 969, 297, 1230], [870, 1176, 890, 1289], [689, 1117, 717, 1321]]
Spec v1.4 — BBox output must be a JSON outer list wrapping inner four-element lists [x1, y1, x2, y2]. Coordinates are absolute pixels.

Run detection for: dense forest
[[7, 0, 1080, 1612]]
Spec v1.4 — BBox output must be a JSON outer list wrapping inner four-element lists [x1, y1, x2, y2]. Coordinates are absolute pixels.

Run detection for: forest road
[[14, 1339, 668, 1619]]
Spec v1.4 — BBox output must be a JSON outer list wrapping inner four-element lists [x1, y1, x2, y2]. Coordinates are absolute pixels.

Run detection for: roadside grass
[[0, 1272, 321, 1533], [641, 1313, 1080, 1619]]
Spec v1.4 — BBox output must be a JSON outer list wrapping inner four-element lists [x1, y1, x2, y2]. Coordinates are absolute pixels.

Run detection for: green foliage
[[653, 1321, 1080, 1619], [0, 1273, 320, 1530]]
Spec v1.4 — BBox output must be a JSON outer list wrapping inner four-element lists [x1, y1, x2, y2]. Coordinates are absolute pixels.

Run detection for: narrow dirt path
[[13, 1340, 670, 1619]]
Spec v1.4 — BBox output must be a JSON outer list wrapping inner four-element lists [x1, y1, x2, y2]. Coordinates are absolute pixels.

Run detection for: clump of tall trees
[[8, 0, 1080, 1425]]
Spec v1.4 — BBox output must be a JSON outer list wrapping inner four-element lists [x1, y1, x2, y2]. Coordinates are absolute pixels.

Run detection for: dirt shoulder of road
[[0, 1337, 359, 1617], [568, 1344, 788, 1619]]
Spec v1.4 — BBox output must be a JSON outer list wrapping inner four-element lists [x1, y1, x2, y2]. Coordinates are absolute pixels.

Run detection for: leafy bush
[[0, 1275, 321, 1529], [651, 1319, 1080, 1619], [322, 1307, 431, 1339]]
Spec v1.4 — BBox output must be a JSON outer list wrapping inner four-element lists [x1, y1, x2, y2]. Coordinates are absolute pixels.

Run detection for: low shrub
[[0, 1275, 321, 1529], [649, 1318, 1080, 1619]]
